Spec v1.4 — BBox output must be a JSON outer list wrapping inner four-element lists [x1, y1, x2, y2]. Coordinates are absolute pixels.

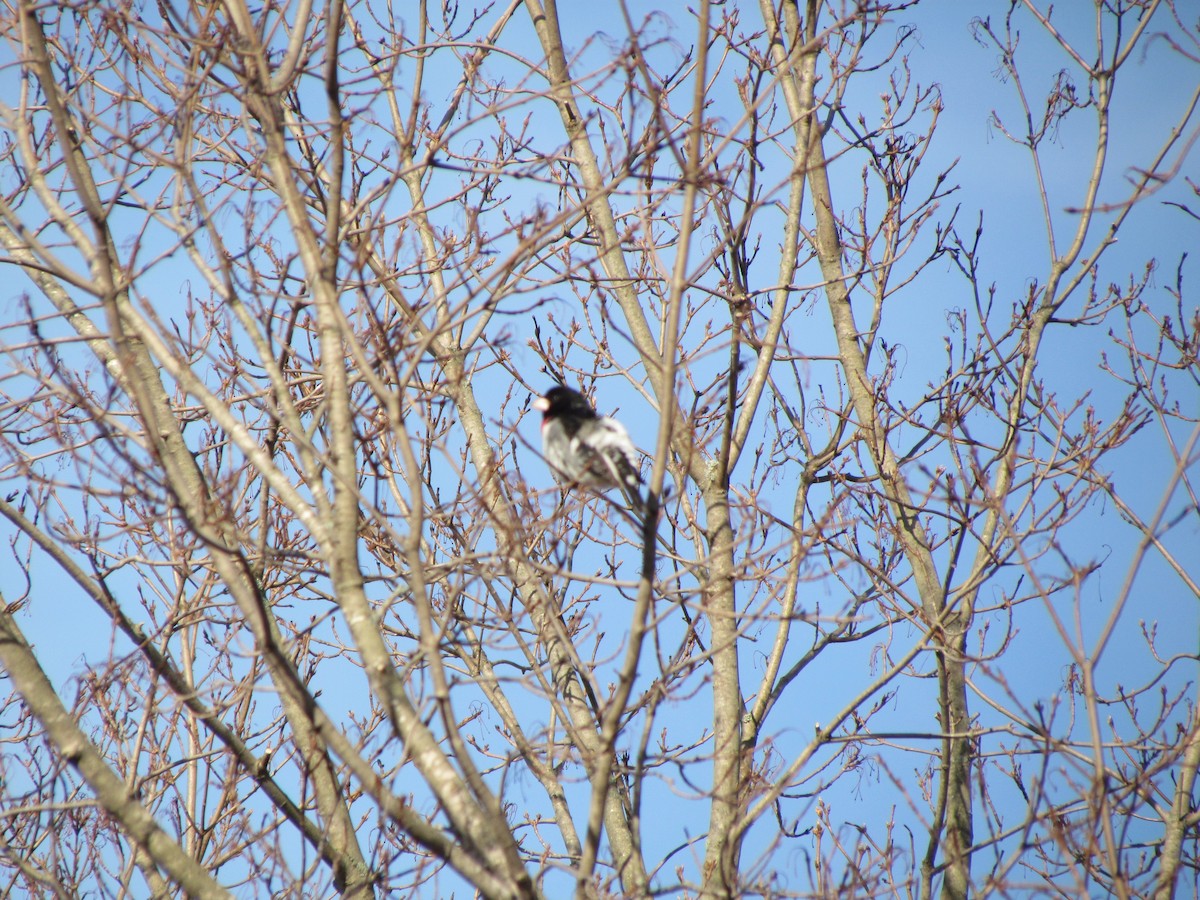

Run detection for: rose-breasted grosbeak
[[533, 385, 645, 514]]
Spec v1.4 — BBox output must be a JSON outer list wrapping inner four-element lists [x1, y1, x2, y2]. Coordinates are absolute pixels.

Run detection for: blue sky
[[1, 0, 1196, 895]]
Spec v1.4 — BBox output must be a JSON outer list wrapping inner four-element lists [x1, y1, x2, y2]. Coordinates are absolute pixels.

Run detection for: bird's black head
[[533, 385, 597, 420]]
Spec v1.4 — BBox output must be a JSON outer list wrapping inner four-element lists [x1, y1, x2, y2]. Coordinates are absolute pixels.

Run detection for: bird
[[532, 385, 645, 515]]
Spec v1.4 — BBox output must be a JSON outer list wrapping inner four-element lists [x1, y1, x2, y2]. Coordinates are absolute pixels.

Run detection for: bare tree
[[0, 0, 1196, 897]]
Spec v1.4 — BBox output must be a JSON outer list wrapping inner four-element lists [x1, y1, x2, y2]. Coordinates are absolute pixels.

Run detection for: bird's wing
[[586, 419, 644, 511]]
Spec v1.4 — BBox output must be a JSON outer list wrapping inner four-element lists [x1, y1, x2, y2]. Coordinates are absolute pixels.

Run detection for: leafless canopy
[[0, 0, 1197, 897]]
